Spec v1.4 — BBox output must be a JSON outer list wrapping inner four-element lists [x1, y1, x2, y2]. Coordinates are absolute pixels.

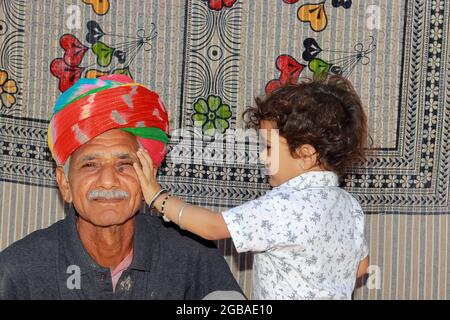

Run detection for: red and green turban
[[48, 75, 170, 166]]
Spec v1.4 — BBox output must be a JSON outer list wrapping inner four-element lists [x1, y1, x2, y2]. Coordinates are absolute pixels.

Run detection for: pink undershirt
[[110, 248, 133, 292]]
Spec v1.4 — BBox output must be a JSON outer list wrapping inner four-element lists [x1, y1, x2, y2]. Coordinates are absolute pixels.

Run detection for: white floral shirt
[[222, 171, 368, 300]]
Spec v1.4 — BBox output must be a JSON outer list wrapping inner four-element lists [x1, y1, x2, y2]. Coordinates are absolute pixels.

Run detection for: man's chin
[[76, 203, 138, 228], [81, 212, 135, 228]]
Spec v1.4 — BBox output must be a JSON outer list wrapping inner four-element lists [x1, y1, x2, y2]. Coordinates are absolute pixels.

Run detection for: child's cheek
[[259, 149, 268, 163], [264, 160, 273, 172], [268, 175, 280, 187]]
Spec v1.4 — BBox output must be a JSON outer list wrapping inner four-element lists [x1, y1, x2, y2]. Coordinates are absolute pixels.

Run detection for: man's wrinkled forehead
[[77, 152, 136, 162], [70, 129, 140, 163], [72, 145, 139, 164]]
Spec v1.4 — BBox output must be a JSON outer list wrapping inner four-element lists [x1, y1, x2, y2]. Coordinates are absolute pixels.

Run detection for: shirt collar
[[111, 248, 133, 277], [60, 206, 155, 275], [279, 171, 339, 189]]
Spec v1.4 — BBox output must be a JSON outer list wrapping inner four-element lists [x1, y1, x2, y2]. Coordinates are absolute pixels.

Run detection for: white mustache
[[88, 189, 129, 201]]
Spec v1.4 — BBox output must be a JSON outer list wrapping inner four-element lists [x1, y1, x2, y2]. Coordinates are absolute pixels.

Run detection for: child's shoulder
[[271, 182, 362, 208]]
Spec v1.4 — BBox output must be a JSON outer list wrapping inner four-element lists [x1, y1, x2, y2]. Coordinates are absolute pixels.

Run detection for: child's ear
[[299, 144, 317, 158], [296, 144, 317, 158], [56, 166, 73, 203], [296, 144, 319, 169]]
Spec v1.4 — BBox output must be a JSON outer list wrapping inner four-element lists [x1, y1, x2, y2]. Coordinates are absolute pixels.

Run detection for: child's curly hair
[[244, 75, 368, 175]]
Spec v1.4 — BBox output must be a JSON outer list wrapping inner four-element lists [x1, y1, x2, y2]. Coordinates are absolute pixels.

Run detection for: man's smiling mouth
[[91, 198, 126, 203]]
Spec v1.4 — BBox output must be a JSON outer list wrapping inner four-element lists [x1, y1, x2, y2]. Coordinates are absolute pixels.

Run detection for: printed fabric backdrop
[[0, 0, 449, 299]]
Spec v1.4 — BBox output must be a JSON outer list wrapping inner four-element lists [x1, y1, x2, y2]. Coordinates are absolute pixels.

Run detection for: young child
[[133, 75, 369, 300]]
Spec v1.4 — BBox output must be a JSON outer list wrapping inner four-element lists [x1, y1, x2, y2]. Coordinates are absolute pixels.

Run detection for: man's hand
[[133, 148, 162, 205]]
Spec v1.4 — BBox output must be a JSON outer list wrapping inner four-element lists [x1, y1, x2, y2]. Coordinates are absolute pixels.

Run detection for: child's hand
[[133, 148, 162, 205]]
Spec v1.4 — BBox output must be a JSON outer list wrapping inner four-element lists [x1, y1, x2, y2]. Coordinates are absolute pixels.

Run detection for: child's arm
[[133, 148, 231, 240], [153, 192, 230, 240], [356, 256, 369, 279]]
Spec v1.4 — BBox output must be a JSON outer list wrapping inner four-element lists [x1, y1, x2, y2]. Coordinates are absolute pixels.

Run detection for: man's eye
[[82, 162, 97, 168], [118, 162, 133, 167], [118, 162, 134, 171]]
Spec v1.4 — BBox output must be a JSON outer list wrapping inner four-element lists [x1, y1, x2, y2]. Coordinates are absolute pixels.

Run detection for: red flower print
[[203, 0, 237, 11]]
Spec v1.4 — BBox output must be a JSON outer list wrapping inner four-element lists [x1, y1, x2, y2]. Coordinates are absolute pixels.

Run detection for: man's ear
[[56, 166, 73, 203]]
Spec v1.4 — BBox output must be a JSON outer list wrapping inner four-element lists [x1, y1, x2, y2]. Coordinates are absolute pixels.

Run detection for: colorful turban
[[48, 75, 170, 166]]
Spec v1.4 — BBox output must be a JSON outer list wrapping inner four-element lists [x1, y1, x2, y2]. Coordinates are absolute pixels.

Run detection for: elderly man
[[0, 75, 244, 299]]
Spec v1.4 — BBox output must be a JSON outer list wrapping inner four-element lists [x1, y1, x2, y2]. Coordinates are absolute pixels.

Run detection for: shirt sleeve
[[352, 197, 369, 261], [222, 189, 288, 253], [360, 236, 369, 261]]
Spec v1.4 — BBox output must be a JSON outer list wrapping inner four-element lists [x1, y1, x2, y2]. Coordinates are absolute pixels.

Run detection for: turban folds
[[48, 75, 169, 166]]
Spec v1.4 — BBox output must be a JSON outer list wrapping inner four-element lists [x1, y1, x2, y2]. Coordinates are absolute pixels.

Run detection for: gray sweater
[[0, 207, 243, 300]]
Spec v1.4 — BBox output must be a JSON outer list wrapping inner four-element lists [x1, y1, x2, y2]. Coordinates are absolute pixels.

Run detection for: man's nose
[[96, 164, 120, 188]]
